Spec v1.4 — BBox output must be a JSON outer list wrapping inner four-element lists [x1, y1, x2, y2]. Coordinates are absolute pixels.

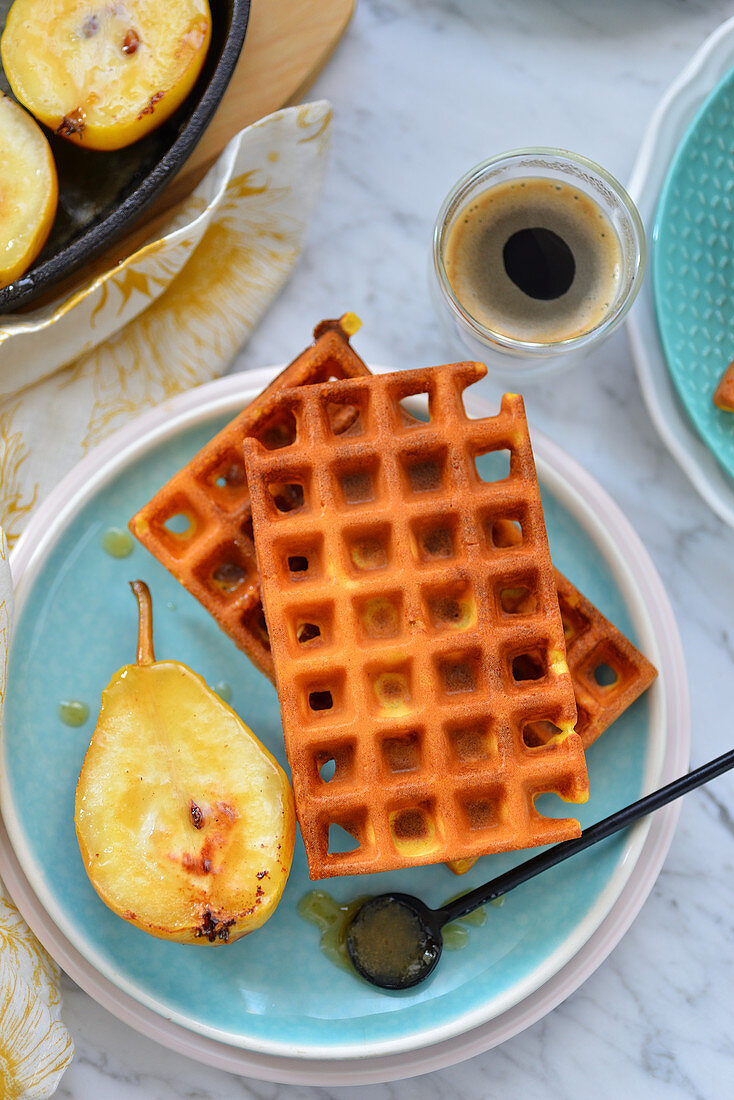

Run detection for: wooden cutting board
[[108, 0, 354, 261]]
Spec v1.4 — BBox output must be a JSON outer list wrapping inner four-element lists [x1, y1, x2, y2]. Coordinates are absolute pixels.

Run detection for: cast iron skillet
[[0, 0, 250, 313]]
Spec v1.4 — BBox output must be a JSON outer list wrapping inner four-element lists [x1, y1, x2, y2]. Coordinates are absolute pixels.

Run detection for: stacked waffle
[[130, 319, 656, 880], [490, 518, 656, 752], [130, 316, 367, 678]]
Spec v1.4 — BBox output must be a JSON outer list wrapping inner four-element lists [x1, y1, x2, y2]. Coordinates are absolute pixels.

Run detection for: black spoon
[[346, 748, 734, 990]]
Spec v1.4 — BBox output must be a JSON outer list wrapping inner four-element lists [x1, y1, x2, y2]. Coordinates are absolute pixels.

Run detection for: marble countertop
[[56, 2, 734, 1097]]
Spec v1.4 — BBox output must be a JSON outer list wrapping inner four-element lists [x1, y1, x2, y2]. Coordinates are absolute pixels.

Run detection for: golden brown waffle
[[128, 316, 369, 676], [447, 528, 657, 875], [492, 518, 658, 752], [243, 363, 589, 879]]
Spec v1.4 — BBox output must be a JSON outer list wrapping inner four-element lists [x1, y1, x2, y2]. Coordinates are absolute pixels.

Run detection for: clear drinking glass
[[431, 148, 646, 380]]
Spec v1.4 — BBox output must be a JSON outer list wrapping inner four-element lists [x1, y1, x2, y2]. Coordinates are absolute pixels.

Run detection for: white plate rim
[[627, 14, 734, 528], [0, 367, 689, 1081]]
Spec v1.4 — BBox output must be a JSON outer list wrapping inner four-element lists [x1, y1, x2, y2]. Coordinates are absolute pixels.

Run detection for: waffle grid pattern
[[244, 363, 589, 878], [129, 320, 370, 675], [553, 571, 657, 750], [446, 566, 657, 876], [489, 518, 658, 753]]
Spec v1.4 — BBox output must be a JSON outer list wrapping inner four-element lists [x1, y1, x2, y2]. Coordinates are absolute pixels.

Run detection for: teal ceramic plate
[[653, 65, 734, 480], [0, 370, 683, 1064]]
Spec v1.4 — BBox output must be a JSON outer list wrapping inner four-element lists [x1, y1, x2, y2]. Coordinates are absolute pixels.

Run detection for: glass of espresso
[[431, 149, 645, 377]]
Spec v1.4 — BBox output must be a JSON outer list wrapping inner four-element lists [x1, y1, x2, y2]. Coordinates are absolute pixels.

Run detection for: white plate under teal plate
[[0, 368, 688, 1083], [628, 15, 734, 527]]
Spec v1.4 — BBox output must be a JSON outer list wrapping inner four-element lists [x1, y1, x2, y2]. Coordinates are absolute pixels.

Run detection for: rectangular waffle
[[446, 541, 657, 875], [491, 519, 657, 751], [243, 363, 590, 879], [531, 570, 657, 750], [128, 316, 369, 676]]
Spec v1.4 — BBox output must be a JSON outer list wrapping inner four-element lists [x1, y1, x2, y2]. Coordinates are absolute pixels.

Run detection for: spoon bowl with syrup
[[347, 748, 734, 990]]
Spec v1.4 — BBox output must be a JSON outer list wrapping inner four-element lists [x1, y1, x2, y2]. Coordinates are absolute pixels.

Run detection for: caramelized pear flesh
[[0, 93, 57, 289], [1, 0, 211, 150], [75, 581, 296, 944]]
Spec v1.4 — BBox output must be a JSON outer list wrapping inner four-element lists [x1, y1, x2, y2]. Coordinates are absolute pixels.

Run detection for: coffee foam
[[444, 178, 622, 344]]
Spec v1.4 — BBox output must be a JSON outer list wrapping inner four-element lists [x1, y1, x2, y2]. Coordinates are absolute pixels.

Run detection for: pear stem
[[130, 580, 156, 665]]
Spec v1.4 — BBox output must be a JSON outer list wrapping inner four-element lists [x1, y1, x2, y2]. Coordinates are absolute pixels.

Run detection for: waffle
[[447, 524, 657, 875], [128, 316, 369, 676], [533, 570, 656, 748], [243, 362, 589, 879], [714, 358, 734, 412], [492, 518, 657, 751]]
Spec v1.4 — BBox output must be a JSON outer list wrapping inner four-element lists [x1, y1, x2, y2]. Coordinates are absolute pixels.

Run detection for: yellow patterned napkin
[[1, 530, 73, 1100], [0, 100, 332, 1095], [0, 99, 332, 546]]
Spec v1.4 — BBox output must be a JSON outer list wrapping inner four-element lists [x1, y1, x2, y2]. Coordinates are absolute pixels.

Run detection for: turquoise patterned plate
[[653, 66, 734, 480], [0, 370, 684, 1065]]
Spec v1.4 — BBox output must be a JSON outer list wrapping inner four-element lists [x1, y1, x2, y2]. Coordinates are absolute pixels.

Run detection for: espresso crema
[[443, 177, 623, 344]]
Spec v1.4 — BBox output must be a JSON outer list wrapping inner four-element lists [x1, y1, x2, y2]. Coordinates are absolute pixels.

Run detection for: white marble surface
[[55, 2, 734, 1097]]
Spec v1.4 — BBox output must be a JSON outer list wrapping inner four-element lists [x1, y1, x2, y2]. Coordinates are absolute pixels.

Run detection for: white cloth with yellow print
[[0, 100, 332, 1097], [0, 532, 73, 1100]]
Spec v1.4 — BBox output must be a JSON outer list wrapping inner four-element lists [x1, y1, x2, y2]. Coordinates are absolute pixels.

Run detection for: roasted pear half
[[75, 581, 296, 944], [0, 93, 57, 289], [1, 0, 211, 150]]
